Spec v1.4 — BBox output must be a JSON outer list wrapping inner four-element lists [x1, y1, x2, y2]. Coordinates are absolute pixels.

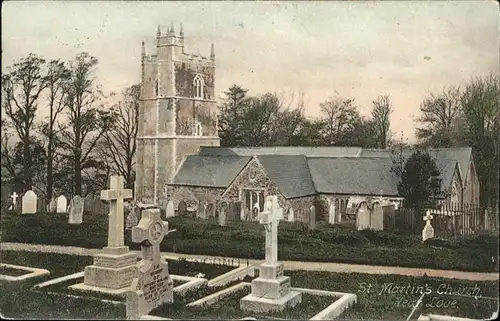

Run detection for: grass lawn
[[2, 213, 498, 272], [0, 265, 31, 277]]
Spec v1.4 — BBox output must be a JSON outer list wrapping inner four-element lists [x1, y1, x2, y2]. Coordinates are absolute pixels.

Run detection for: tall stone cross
[[258, 195, 283, 265], [101, 175, 133, 248], [11, 192, 18, 206], [424, 211, 434, 226], [132, 208, 169, 261]]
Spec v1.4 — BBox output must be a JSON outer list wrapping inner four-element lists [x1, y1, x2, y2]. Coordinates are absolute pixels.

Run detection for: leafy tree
[[396, 150, 442, 207], [371, 95, 393, 149], [1, 54, 48, 191], [289, 118, 326, 146], [218, 85, 250, 146]]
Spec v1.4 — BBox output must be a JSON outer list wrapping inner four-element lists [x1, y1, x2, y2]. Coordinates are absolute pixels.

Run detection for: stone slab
[[69, 282, 134, 296], [309, 293, 357, 320], [240, 290, 302, 313], [250, 276, 291, 299], [93, 251, 137, 268], [83, 264, 137, 289], [259, 262, 284, 279], [173, 278, 207, 296], [187, 282, 251, 307], [0, 263, 50, 282], [35, 271, 84, 288]]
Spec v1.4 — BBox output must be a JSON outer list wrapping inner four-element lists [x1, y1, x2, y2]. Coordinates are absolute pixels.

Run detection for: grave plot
[[0, 263, 50, 282]]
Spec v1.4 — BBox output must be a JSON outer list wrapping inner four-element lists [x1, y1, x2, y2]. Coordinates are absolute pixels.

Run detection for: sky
[[2, 0, 499, 142]]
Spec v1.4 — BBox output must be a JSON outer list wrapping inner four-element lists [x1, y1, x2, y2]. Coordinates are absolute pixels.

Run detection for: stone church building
[[135, 25, 480, 224]]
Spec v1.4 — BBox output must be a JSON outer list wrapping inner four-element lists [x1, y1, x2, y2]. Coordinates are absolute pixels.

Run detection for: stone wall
[[167, 185, 225, 216]]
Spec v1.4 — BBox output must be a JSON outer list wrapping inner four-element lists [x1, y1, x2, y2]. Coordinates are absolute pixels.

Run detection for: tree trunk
[[46, 142, 53, 200], [23, 134, 32, 191], [74, 150, 82, 196]]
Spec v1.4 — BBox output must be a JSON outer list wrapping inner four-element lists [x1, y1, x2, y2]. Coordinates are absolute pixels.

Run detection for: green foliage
[[397, 150, 443, 206], [2, 214, 498, 272]]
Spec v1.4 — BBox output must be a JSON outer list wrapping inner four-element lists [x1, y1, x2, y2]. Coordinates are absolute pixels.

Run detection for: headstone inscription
[[126, 208, 174, 320], [240, 195, 302, 313]]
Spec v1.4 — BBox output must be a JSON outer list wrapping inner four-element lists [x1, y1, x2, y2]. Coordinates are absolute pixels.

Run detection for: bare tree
[[40, 59, 71, 200], [371, 95, 393, 149], [416, 86, 462, 147], [319, 96, 359, 146], [1, 54, 48, 191], [57, 53, 113, 195], [100, 84, 140, 190]]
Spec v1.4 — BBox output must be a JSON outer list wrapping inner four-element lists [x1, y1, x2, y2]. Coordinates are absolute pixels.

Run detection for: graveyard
[[0, 177, 498, 320]]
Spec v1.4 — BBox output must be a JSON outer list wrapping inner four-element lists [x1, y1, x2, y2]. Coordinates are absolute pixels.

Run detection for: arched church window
[[193, 74, 204, 99], [195, 122, 203, 136]]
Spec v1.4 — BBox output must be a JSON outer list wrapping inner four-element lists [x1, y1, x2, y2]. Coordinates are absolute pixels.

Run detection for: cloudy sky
[[2, 1, 499, 142]]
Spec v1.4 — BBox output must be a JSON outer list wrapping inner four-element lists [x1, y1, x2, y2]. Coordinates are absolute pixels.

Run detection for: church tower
[[135, 23, 220, 206]]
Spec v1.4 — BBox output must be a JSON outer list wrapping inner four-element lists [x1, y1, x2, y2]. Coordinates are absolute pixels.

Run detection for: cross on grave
[[258, 196, 283, 265], [132, 208, 171, 261], [11, 192, 19, 206], [424, 211, 434, 225], [101, 176, 133, 248]]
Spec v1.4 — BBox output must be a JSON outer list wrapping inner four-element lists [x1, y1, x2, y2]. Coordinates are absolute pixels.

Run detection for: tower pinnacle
[[157, 25, 161, 37], [210, 43, 215, 60]]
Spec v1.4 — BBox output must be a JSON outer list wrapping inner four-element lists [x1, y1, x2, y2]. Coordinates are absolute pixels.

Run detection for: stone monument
[[240, 195, 302, 313], [70, 175, 137, 295], [126, 208, 174, 320], [422, 211, 435, 242]]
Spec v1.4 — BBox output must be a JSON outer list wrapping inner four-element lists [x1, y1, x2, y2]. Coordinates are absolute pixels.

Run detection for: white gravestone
[[356, 202, 371, 230], [328, 203, 336, 224], [218, 203, 227, 226], [126, 208, 174, 320], [11, 192, 19, 207], [370, 202, 384, 231], [22, 190, 37, 214], [56, 195, 68, 213], [422, 211, 435, 242], [165, 201, 175, 218], [240, 195, 302, 313], [309, 205, 316, 230], [287, 207, 294, 222], [68, 196, 84, 224], [70, 175, 137, 295]]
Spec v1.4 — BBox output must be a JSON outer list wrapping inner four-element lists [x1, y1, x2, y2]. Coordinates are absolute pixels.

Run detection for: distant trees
[[416, 74, 500, 207], [371, 95, 393, 149]]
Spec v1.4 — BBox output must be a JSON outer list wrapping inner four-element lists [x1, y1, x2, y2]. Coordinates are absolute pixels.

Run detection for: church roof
[[171, 146, 466, 199], [257, 155, 316, 199], [198, 146, 362, 157], [172, 155, 251, 188], [307, 157, 400, 196]]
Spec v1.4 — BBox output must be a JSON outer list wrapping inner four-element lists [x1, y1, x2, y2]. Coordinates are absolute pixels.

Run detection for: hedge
[[2, 212, 498, 272]]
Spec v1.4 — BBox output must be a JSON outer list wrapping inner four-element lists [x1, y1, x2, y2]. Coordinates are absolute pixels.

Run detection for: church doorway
[[241, 189, 265, 221]]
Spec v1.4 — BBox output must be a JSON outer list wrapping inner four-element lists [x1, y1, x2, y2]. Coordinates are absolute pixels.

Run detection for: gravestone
[[126, 208, 174, 320], [309, 205, 316, 230], [84, 194, 94, 213], [165, 201, 175, 218], [10, 192, 19, 208], [422, 211, 435, 242], [240, 195, 302, 313], [68, 196, 84, 224], [22, 190, 37, 214], [218, 202, 227, 226], [328, 203, 336, 224], [287, 207, 294, 222], [70, 175, 137, 295], [356, 202, 371, 230], [370, 202, 384, 231], [56, 195, 67, 213], [126, 208, 139, 230], [47, 198, 57, 212]]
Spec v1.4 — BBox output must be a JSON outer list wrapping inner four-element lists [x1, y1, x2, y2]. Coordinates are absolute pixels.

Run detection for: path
[[1, 242, 498, 282]]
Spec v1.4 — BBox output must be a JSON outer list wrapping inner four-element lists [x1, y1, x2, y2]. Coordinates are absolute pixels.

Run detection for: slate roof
[[172, 155, 251, 187], [360, 148, 472, 181], [198, 146, 362, 157], [257, 155, 316, 198], [307, 157, 400, 196], [170, 146, 468, 199]]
